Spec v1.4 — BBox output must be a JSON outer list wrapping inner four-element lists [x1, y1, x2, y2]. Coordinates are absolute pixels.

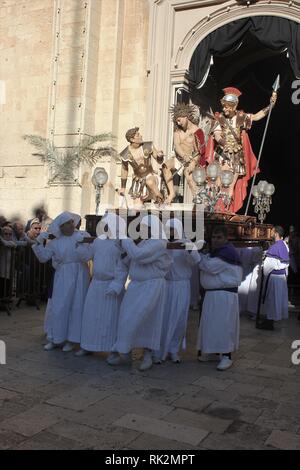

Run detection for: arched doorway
[[146, 0, 300, 151]]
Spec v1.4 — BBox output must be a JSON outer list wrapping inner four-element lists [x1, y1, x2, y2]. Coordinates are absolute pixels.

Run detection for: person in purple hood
[[196, 225, 243, 371], [257, 225, 289, 331]]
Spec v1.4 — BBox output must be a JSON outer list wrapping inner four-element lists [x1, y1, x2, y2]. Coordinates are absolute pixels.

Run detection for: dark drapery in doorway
[[189, 16, 300, 87]]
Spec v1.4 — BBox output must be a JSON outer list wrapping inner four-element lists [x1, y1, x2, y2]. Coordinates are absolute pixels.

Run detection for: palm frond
[[78, 133, 113, 151], [23, 134, 48, 152], [24, 133, 118, 183], [47, 151, 77, 183], [80, 147, 118, 166], [75, 133, 116, 166], [24, 134, 58, 166]]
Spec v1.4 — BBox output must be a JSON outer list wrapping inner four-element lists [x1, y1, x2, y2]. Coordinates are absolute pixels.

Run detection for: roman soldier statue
[[206, 87, 277, 212]]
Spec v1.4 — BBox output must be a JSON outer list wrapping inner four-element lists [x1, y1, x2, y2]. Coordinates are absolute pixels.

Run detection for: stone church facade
[[0, 0, 299, 220]]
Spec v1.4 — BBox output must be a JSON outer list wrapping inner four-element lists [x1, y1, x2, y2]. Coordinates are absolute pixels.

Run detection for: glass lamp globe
[[257, 180, 268, 195], [92, 167, 108, 187], [192, 167, 206, 185], [265, 183, 275, 196], [220, 170, 234, 188], [252, 185, 259, 198], [207, 162, 221, 181]]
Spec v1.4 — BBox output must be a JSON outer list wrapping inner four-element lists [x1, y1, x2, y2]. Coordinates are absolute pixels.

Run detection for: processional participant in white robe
[[32, 211, 90, 352], [43, 257, 58, 340], [246, 247, 264, 318], [190, 264, 200, 310], [108, 214, 172, 371], [154, 218, 200, 363], [75, 213, 128, 357], [196, 225, 243, 371], [237, 246, 263, 316], [257, 225, 289, 330]]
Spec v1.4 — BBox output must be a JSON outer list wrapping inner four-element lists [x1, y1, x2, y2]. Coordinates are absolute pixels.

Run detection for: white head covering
[[30, 217, 41, 227], [48, 211, 81, 238], [140, 214, 167, 240], [96, 212, 127, 239], [165, 218, 184, 240]]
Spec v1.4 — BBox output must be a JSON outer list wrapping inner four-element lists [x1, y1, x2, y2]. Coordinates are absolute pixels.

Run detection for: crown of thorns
[[170, 103, 200, 126]]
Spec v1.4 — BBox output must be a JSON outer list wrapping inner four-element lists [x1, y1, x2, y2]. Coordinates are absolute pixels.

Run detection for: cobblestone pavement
[[0, 299, 300, 450]]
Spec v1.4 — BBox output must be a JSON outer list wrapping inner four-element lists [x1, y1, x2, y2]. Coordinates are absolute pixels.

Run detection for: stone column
[[47, 0, 90, 217], [47, 0, 116, 218], [92, 0, 125, 212]]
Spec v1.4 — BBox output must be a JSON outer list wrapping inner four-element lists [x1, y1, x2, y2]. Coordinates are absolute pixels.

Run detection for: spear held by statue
[[244, 74, 280, 216]]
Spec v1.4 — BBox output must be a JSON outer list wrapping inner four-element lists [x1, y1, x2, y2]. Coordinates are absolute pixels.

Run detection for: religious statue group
[[119, 86, 277, 213], [24, 86, 287, 376]]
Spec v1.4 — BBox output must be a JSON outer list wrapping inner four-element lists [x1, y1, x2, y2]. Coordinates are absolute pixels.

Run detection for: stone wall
[[93, 0, 150, 213], [0, 0, 150, 220], [0, 0, 54, 220]]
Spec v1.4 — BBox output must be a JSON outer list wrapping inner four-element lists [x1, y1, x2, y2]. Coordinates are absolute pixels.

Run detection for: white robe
[[197, 254, 242, 354], [113, 239, 172, 353], [43, 257, 59, 337], [32, 231, 90, 344], [237, 247, 263, 314], [76, 239, 128, 352], [160, 248, 198, 359], [44, 298, 52, 336], [190, 264, 200, 308], [262, 255, 289, 321]]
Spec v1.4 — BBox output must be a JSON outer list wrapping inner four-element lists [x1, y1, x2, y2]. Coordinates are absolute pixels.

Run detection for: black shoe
[[256, 319, 274, 331]]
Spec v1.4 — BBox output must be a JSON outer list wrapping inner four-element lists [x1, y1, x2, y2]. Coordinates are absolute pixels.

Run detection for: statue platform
[[85, 206, 273, 248]]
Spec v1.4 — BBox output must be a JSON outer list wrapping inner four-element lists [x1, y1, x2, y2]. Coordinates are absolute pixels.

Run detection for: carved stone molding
[[146, 0, 300, 158], [174, 0, 300, 70]]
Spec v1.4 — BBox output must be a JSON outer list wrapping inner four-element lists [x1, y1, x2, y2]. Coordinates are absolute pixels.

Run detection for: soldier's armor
[[120, 142, 156, 201], [213, 111, 252, 176]]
